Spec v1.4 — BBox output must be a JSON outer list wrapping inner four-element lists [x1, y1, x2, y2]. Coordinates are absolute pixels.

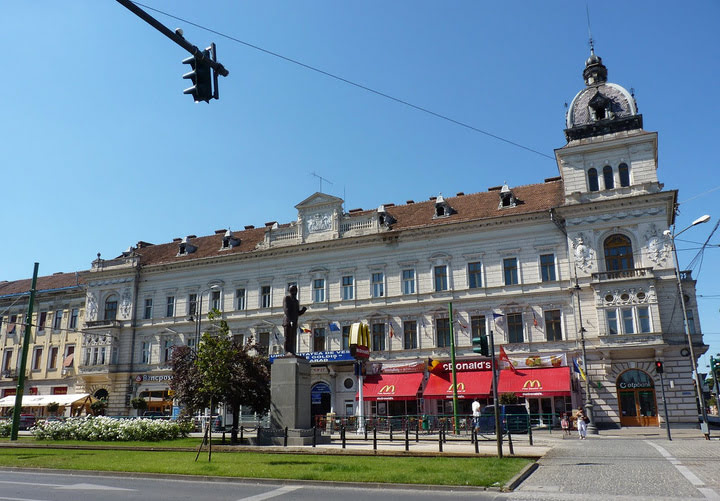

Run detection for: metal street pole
[[448, 303, 459, 434], [658, 370, 672, 441], [666, 216, 711, 439], [573, 277, 597, 434], [10, 263, 39, 441], [489, 329, 502, 458]]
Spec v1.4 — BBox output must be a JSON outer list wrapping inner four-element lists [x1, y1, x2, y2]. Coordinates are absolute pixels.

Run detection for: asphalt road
[[508, 434, 720, 501]]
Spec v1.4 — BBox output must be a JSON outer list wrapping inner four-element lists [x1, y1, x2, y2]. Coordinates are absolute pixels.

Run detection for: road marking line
[[0, 481, 61, 488], [646, 440, 719, 499], [237, 486, 301, 501], [0, 497, 51, 501]]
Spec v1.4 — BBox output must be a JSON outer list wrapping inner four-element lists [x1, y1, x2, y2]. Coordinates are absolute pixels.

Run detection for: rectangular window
[[64, 345, 75, 367], [141, 342, 151, 364], [313, 279, 325, 303], [48, 346, 59, 370], [2, 349, 12, 373], [342, 276, 354, 300], [261, 286, 271, 308], [471, 315, 486, 345], [38, 312, 47, 331], [638, 306, 651, 333], [166, 296, 175, 317], [258, 332, 270, 355], [236, 289, 246, 310], [99, 347, 106, 365], [506, 313, 524, 343], [9, 315, 17, 334], [545, 310, 562, 341], [540, 254, 556, 282], [468, 262, 482, 289], [313, 327, 326, 352], [686, 310, 696, 335], [372, 323, 386, 351], [403, 320, 418, 350], [436, 318, 451, 348], [372, 272, 384, 298], [32, 347, 43, 371], [211, 290, 221, 311], [622, 308, 634, 334], [144, 298, 153, 320], [188, 293, 198, 317], [434, 265, 448, 292], [402, 269, 415, 295], [164, 339, 173, 363], [342, 325, 351, 350], [69, 308, 79, 329], [606, 310, 618, 335], [503, 258, 519, 285], [53, 311, 63, 330]]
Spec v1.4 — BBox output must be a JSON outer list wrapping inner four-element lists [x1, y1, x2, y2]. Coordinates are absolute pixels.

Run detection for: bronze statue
[[283, 285, 306, 355]]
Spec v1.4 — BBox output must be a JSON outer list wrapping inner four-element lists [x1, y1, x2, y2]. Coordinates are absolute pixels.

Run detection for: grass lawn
[[0, 445, 531, 487]]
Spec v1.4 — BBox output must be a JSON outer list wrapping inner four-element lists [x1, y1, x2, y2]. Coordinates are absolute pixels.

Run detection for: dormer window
[[433, 195, 455, 218], [588, 90, 610, 121], [221, 230, 241, 250], [498, 184, 519, 208], [377, 205, 396, 228], [178, 237, 197, 256]]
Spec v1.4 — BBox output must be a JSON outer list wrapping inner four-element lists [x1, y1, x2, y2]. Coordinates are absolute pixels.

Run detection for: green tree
[[130, 397, 148, 412], [171, 310, 271, 444]]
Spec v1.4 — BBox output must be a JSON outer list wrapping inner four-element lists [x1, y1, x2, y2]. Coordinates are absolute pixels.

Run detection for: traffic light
[[182, 51, 212, 103], [473, 332, 489, 356], [711, 356, 720, 377], [655, 360, 664, 374]]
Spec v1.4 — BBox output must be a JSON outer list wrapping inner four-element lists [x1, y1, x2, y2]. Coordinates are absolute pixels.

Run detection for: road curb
[[503, 461, 539, 491]]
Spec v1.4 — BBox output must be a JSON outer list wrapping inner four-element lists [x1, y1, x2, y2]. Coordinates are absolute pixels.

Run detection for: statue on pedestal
[[283, 285, 306, 355]]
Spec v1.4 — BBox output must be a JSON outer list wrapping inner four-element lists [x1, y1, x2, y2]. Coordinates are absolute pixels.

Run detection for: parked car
[[18, 413, 36, 430], [476, 404, 530, 435]]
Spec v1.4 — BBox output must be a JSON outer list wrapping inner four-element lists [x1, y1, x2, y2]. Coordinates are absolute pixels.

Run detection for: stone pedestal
[[266, 355, 329, 445]]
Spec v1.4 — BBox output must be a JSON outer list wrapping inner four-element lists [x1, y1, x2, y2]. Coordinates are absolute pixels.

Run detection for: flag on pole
[[329, 321, 341, 332], [389, 323, 395, 338], [573, 358, 586, 381], [532, 310, 538, 327], [492, 312, 504, 325], [301, 325, 312, 334], [499, 345, 518, 373]]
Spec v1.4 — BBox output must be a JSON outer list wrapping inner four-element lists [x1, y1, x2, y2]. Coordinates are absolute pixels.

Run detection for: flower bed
[[32, 416, 192, 441]]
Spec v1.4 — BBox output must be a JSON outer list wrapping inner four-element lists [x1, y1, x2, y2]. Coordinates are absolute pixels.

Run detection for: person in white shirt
[[471, 399, 481, 431]]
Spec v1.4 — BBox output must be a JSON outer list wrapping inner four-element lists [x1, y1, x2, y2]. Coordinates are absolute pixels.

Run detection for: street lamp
[[189, 285, 221, 348], [572, 276, 598, 434], [664, 214, 711, 439]]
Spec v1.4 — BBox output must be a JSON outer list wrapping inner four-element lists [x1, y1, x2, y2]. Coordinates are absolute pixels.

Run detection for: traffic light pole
[[658, 369, 672, 441], [448, 303, 459, 435], [116, 0, 229, 77]]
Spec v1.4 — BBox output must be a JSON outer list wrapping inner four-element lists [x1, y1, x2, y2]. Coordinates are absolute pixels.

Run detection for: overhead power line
[[132, 1, 554, 161]]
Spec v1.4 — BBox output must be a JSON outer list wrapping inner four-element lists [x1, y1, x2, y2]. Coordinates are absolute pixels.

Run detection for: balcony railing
[[1, 369, 17, 379], [591, 267, 654, 282], [85, 319, 121, 329]]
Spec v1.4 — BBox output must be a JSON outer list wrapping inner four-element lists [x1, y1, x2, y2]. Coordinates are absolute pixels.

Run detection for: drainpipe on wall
[[127, 258, 142, 411]]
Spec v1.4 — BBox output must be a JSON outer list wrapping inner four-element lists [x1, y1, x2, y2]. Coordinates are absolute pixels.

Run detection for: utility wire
[[132, 1, 554, 161]]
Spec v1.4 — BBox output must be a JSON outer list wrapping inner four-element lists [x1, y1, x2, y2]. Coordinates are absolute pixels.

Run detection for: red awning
[[423, 370, 493, 399], [496, 366, 571, 397], [359, 373, 424, 401]]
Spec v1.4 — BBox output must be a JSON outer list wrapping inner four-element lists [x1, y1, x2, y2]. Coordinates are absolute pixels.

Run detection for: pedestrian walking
[[576, 408, 588, 439], [471, 399, 481, 432], [560, 412, 571, 438]]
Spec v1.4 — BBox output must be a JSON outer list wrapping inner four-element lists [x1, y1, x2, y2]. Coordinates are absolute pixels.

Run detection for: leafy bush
[[0, 420, 10, 438], [498, 392, 519, 405], [130, 397, 148, 411], [32, 416, 193, 441]]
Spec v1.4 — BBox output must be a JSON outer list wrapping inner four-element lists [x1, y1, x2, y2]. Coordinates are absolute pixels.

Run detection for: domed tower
[[555, 48, 661, 203]]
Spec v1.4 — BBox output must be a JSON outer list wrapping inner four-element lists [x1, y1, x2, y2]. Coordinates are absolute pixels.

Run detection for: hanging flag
[[532, 310, 538, 328], [499, 345, 518, 373], [456, 317, 468, 330], [329, 321, 341, 332], [492, 312, 504, 325], [301, 325, 312, 334], [389, 323, 395, 338], [273, 331, 280, 342], [573, 358, 586, 381]]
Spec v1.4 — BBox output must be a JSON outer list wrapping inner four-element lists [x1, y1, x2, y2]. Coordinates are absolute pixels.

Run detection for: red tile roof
[[0, 272, 86, 297]]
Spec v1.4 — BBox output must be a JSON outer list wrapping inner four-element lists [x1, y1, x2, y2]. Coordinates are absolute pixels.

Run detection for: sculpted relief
[[572, 233, 596, 272], [305, 211, 332, 234], [643, 224, 672, 265]]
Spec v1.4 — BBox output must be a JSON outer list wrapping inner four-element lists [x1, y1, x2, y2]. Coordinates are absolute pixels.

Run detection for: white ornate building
[[1, 49, 706, 428]]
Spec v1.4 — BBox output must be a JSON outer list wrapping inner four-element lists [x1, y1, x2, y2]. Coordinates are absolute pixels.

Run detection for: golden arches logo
[[379, 385, 396, 394], [522, 379, 542, 389], [447, 382, 466, 393]]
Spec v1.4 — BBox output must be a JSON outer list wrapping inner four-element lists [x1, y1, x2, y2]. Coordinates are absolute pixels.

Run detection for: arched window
[[619, 163, 630, 187], [104, 294, 118, 321], [604, 235, 634, 271], [588, 168, 599, 191], [603, 165, 614, 189]]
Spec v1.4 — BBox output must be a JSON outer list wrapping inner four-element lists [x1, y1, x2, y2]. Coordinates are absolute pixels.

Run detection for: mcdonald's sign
[[378, 384, 396, 395], [522, 379, 542, 390], [349, 322, 370, 359], [446, 382, 466, 394]]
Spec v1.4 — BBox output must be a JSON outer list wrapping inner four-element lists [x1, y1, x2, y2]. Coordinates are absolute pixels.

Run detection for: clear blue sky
[[2, 1, 719, 370]]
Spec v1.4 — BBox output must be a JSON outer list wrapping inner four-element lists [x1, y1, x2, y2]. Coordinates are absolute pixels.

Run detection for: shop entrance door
[[616, 369, 658, 427]]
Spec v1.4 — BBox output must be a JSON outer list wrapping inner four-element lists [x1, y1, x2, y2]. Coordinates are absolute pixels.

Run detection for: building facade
[[0, 49, 707, 427]]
